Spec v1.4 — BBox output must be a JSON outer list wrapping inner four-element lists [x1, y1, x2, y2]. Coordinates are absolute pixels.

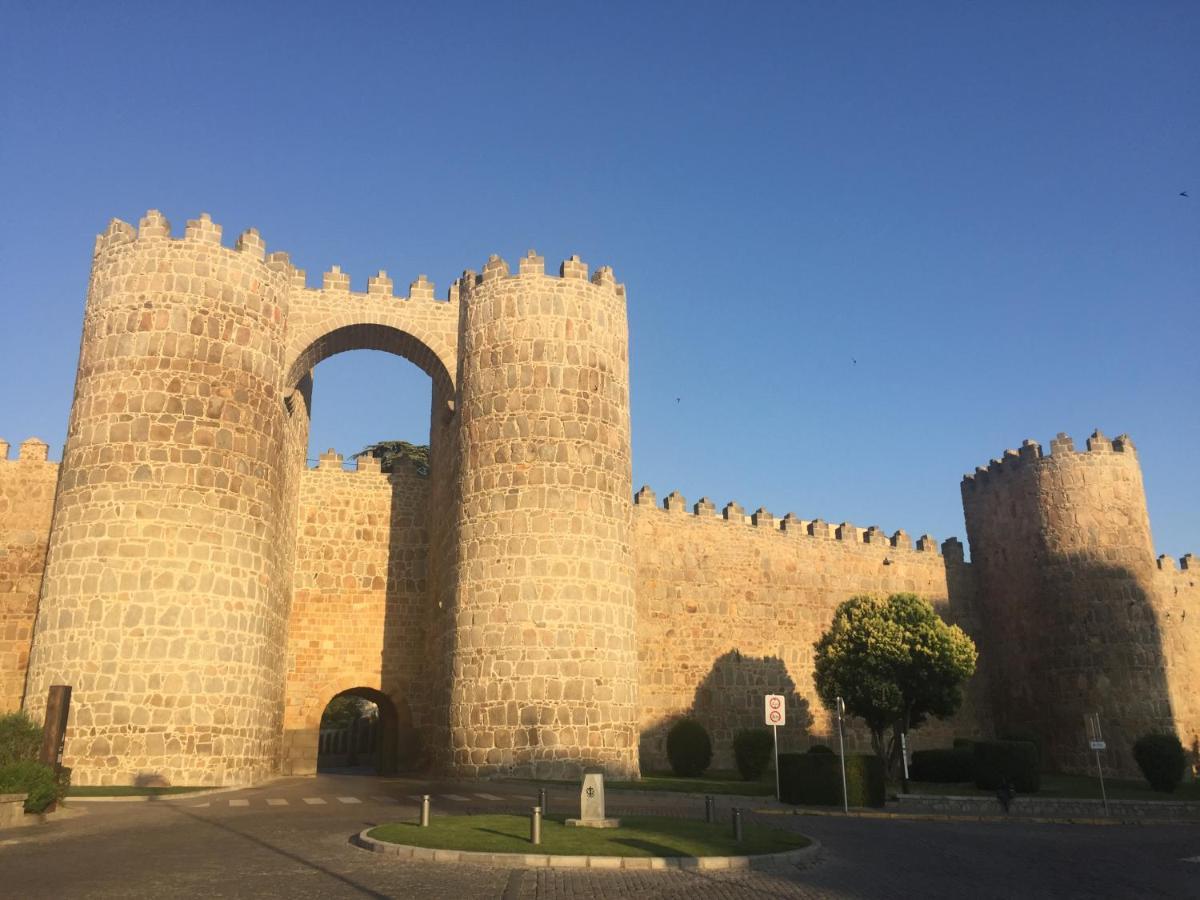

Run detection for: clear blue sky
[[2, 2, 1196, 558]]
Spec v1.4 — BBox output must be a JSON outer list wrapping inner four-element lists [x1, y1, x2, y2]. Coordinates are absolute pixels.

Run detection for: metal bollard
[[531, 806, 542, 845], [705, 795, 715, 824], [420, 794, 430, 828], [538, 787, 548, 817], [731, 807, 743, 843]]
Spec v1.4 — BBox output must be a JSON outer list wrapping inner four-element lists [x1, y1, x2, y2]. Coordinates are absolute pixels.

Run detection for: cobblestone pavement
[[1, 775, 1196, 898]]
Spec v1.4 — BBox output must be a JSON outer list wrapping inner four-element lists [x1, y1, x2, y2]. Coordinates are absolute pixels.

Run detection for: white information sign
[[1089, 740, 1106, 751], [764, 694, 785, 726]]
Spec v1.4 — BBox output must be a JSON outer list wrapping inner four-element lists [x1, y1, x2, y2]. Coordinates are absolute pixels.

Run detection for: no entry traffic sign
[[764, 694, 786, 726]]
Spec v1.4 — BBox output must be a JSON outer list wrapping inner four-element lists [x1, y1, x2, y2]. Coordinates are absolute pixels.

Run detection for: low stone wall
[[895, 793, 1200, 820], [0, 792, 27, 828]]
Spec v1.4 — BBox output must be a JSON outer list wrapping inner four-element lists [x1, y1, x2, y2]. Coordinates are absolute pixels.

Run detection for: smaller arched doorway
[[316, 687, 401, 775]]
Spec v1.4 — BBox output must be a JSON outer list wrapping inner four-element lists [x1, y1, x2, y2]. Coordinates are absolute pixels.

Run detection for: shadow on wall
[[640, 651, 814, 771], [980, 559, 1184, 778]]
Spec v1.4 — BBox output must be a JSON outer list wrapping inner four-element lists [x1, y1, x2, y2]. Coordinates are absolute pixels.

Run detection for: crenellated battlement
[[632, 485, 958, 558], [0, 438, 55, 464], [308, 448, 397, 476], [1157, 553, 1197, 573], [962, 429, 1136, 491], [452, 250, 627, 302]]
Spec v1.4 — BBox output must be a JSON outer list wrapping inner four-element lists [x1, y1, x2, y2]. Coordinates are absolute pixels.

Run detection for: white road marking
[[441, 794, 470, 802], [1182, 856, 1200, 863], [369, 795, 397, 803], [337, 796, 361, 804], [229, 799, 249, 807], [302, 797, 326, 805], [266, 798, 288, 806], [474, 793, 504, 801], [190, 803, 210, 808]]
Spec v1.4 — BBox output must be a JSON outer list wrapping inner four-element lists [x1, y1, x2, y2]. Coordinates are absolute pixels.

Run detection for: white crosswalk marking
[[441, 794, 470, 802], [266, 798, 288, 806], [474, 793, 504, 801], [337, 796, 361, 804], [302, 797, 326, 805], [190, 803, 210, 808], [369, 795, 397, 803], [1182, 856, 1200, 863], [229, 799, 249, 807]]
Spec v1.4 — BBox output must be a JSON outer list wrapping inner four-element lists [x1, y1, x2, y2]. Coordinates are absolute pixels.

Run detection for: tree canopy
[[353, 440, 430, 476], [812, 593, 977, 771]]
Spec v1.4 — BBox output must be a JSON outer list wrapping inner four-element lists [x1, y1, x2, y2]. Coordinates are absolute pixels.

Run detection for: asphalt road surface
[[1, 774, 1196, 899]]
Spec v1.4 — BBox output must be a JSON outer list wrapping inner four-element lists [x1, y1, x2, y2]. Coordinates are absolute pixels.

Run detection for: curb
[[351, 828, 821, 871]]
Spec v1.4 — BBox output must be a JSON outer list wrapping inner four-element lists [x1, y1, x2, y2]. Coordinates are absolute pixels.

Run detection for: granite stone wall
[[0, 439, 58, 712], [281, 451, 430, 774], [630, 489, 989, 770]]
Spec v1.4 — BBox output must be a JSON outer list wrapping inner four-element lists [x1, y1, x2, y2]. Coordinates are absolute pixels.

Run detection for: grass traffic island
[[360, 813, 814, 870]]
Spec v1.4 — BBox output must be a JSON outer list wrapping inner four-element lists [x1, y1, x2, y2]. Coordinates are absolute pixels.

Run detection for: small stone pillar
[[565, 769, 620, 828]]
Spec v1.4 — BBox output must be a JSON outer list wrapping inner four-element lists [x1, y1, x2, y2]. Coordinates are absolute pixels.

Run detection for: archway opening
[[316, 687, 401, 775], [282, 336, 449, 777]]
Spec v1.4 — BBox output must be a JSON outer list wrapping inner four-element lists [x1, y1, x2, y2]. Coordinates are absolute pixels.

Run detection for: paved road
[[1, 774, 1196, 898]]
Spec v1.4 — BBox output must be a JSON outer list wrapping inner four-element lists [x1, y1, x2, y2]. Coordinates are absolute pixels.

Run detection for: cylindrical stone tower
[[24, 211, 295, 785], [962, 430, 1169, 775], [447, 251, 639, 778]]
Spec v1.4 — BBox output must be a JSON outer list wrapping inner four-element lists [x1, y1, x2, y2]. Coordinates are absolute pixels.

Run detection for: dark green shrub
[[778, 752, 885, 808], [997, 729, 1044, 768], [973, 740, 1039, 793], [807, 744, 834, 754], [732, 729, 773, 781], [666, 718, 712, 777], [1132, 733, 1186, 793], [0, 760, 67, 813], [0, 712, 42, 767], [952, 737, 974, 750], [910, 748, 974, 783]]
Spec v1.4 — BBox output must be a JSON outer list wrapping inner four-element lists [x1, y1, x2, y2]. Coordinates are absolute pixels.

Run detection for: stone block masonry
[[2, 207, 1194, 784]]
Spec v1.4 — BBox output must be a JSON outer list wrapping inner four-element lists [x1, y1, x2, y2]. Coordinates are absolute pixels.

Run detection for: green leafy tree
[[320, 696, 373, 731], [813, 593, 977, 774], [353, 440, 430, 476]]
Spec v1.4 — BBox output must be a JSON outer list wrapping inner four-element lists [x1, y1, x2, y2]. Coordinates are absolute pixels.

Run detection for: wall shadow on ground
[[639, 650, 814, 772]]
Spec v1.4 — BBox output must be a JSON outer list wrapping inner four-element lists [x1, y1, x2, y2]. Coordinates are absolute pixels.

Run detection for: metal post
[[731, 807, 743, 842], [538, 787, 548, 818], [1095, 750, 1109, 816], [836, 696, 849, 814], [773, 723, 780, 802], [704, 795, 715, 824], [420, 794, 430, 827], [900, 731, 910, 794], [531, 806, 542, 845]]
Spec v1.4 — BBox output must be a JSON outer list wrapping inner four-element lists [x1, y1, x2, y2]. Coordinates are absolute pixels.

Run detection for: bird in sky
[[1182, 191, 1190, 198]]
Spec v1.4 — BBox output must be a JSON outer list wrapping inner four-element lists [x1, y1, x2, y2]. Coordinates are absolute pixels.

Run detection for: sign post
[[1086, 713, 1109, 816], [835, 696, 849, 814], [764, 694, 786, 801], [900, 731, 910, 793]]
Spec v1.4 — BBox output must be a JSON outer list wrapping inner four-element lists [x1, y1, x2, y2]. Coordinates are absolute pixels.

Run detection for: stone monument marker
[[566, 768, 620, 828]]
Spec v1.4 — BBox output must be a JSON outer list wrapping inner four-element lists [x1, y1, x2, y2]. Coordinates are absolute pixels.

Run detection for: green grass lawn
[[368, 814, 808, 857], [901, 773, 1200, 802], [607, 770, 775, 796], [67, 785, 212, 797]]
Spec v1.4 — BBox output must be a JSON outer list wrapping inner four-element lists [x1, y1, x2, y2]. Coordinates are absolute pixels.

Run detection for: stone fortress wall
[[0, 208, 1195, 784]]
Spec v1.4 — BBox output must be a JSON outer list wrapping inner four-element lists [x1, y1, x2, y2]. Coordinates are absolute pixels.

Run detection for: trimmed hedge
[[666, 718, 712, 777], [732, 729, 774, 781], [972, 740, 1039, 793], [0, 712, 42, 767], [0, 760, 68, 813], [807, 744, 834, 754], [1132, 733, 1186, 793], [778, 752, 885, 808], [910, 747, 974, 783]]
